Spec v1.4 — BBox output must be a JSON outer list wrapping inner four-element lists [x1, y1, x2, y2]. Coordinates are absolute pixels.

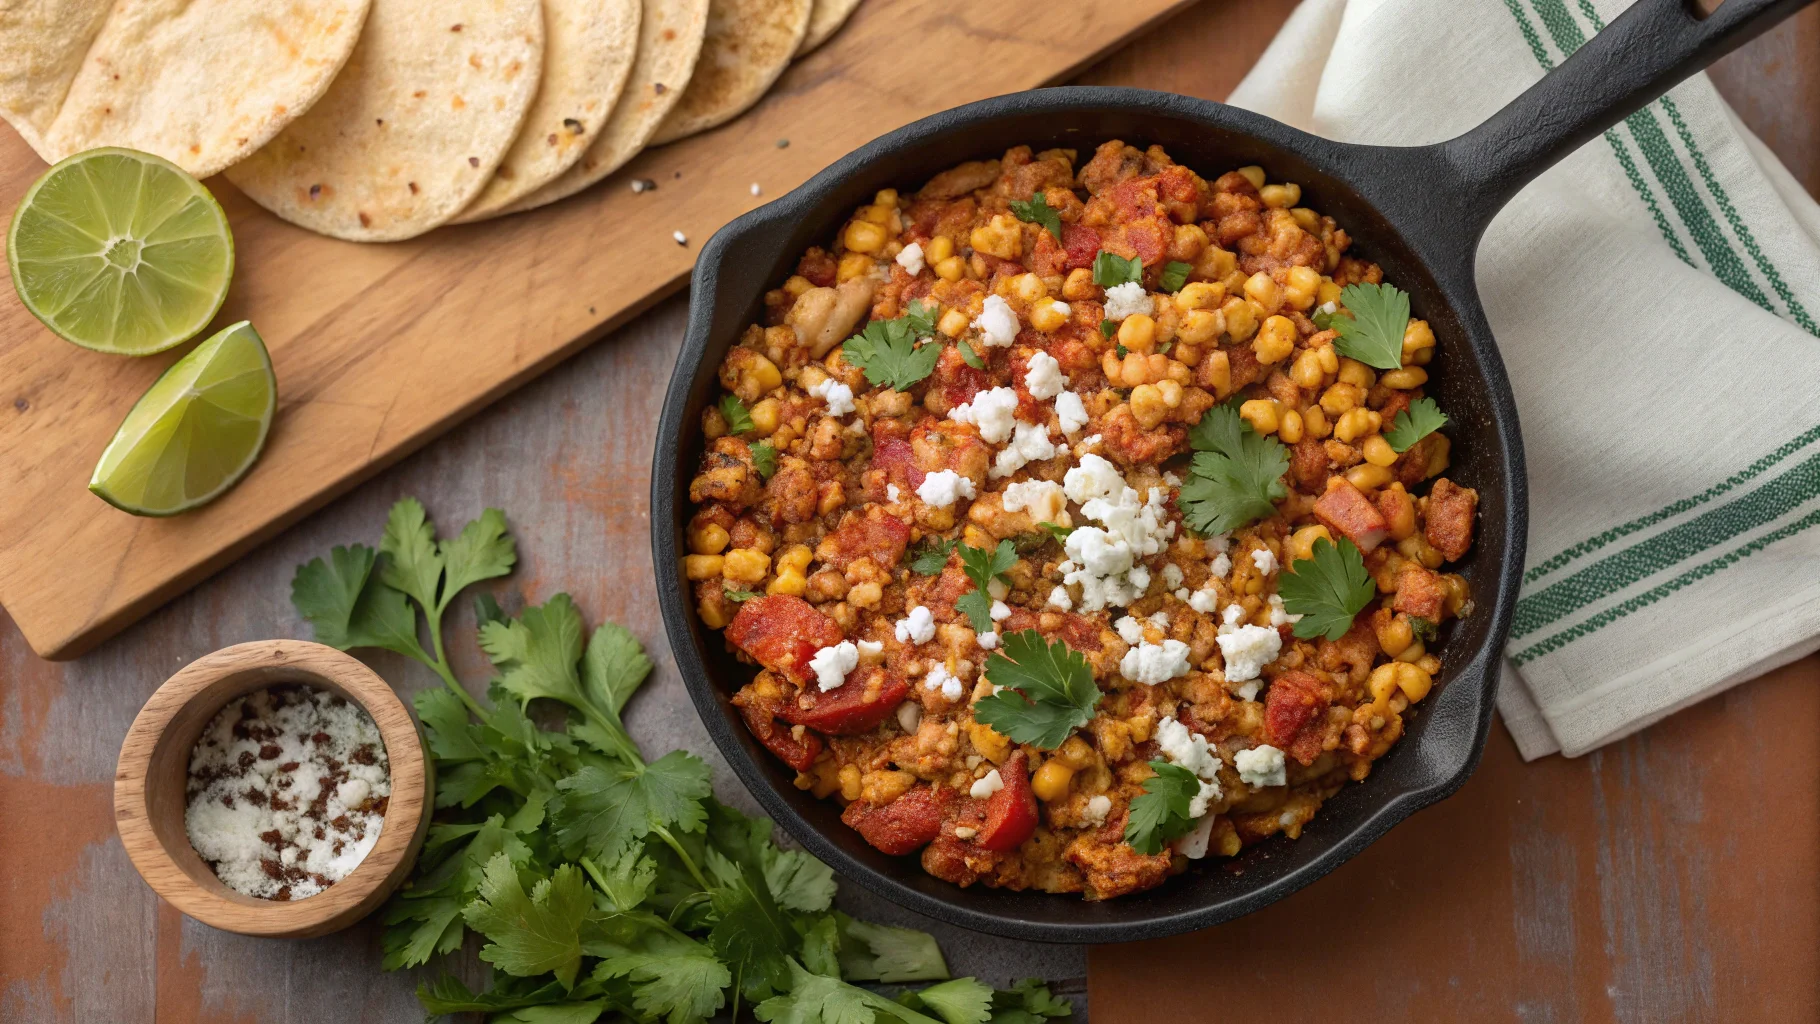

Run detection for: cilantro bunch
[[293, 499, 1074, 1024], [1178, 400, 1290, 536]]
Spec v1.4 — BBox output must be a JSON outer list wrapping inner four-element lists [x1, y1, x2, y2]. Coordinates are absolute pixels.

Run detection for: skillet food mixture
[[685, 141, 1478, 899]]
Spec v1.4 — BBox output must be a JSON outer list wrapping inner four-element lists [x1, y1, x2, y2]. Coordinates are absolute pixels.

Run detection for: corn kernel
[[1381, 483, 1417, 540], [749, 397, 781, 437], [1396, 663, 1434, 702], [1029, 297, 1070, 333], [1239, 399, 1281, 435], [777, 544, 813, 574], [848, 581, 883, 608], [1259, 182, 1301, 208], [1061, 267, 1095, 300], [925, 234, 955, 264], [1056, 736, 1096, 770], [1118, 313, 1157, 353], [1376, 614, 1415, 657], [1011, 272, 1048, 303], [938, 307, 969, 337], [1317, 280, 1343, 306], [689, 522, 731, 555], [1290, 349, 1326, 390], [1243, 271, 1282, 313], [839, 765, 863, 801], [1221, 297, 1258, 341], [783, 274, 813, 298], [1236, 165, 1266, 190], [767, 570, 807, 596], [1333, 406, 1376, 443], [1174, 281, 1225, 312], [1402, 319, 1436, 360], [722, 547, 771, 583], [1031, 760, 1076, 802], [1337, 358, 1376, 389], [1395, 640, 1427, 664], [684, 554, 725, 580], [1346, 463, 1393, 491], [933, 255, 965, 282], [1381, 366, 1429, 389], [837, 251, 872, 282], [1368, 664, 1400, 705], [1283, 265, 1322, 310], [969, 720, 1010, 763], [698, 597, 732, 629], [969, 214, 1023, 260], [1362, 435, 1399, 467], [1279, 408, 1305, 443], [844, 219, 887, 254], [1130, 385, 1167, 430], [1302, 405, 1331, 439], [1254, 315, 1297, 364], [1289, 207, 1320, 232], [1321, 382, 1363, 417], [873, 188, 899, 208], [1289, 525, 1332, 563]]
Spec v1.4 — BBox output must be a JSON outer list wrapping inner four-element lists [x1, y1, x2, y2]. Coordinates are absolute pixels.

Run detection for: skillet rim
[[653, 85, 1527, 943]]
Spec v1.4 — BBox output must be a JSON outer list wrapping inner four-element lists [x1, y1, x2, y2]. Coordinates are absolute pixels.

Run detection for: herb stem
[[652, 824, 711, 891], [427, 625, 487, 720]]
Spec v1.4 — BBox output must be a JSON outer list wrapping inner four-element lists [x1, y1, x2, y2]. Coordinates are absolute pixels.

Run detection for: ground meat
[[1425, 478, 1478, 561]]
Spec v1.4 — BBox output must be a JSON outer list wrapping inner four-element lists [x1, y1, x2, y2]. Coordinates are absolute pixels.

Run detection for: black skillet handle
[[1439, 0, 1811, 235]]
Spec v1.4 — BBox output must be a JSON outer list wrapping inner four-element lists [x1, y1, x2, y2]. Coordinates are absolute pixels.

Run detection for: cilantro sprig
[[750, 440, 779, 479], [1279, 536, 1376, 640], [843, 299, 940, 390], [1092, 250, 1142, 288], [719, 394, 756, 435], [955, 539, 1016, 634], [909, 535, 958, 576], [972, 630, 1102, 749], [1123, 761, 1202, 855], [1007, 192, 1062, 240], [295, 498, 1075, 1024], [1384, 396, 1448, 452], [1158, 261, 1192, 293], [1331, 282, 1412, 370], [1178, 400, 1290, 535]]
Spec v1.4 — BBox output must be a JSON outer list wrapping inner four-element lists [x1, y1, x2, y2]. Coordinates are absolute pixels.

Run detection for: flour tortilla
[[226, 0, 544, 242], [796, 0, 861, 56], [500, 0, 709, 215], [648, 0, 810, 147], [453, 0, 640, 222], [0, 0, 370, 179]]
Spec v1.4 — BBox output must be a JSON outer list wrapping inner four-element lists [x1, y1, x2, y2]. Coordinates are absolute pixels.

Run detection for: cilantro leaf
[[910, 536, 958, 576], [1037, 522, 1074, 544], [1099, 319, 1115, 339], [763, 845, 837, 913], [837, 914, 951, 983], [972, 631, 1101, 749], [1091, 251, 1141, 288], [475, 591, 507, 626], [956, 337, 985, 369], [844, 304, 941, 390], [721, 394, 757, 435], [956, 591, 995, 635], [1311, 309, 1338, 332], [1123, 761, 1201, 855], [707, 866, 795, 999], [596, 935, 731, 1024], [724, 586, 759, 602], [291, 544, 431, 661], [1384, 396, 1448, 452], [495, 1004, 609, 1024], [997, 979, 1072, 1019], [1279, 537, 1376, 640], [912, 979, 995, 1024], [1331, 282, 1411, 370], [481, 594, 588, 712], [1178, 401, 1290, 535], [751, 440, 779, 479], [1158, 261, 1191, 293], [755, 959, 945, 1024], [382, 897, 464, 970], [1007, 192, 1061, 241], [439, 507, 516, 604], [415, 687, 489, 762], [379, 497, 443, 613], [463, 854, 590, 988], [955, 540, 1015, 633], [592, 841, 657, 912], [550, 750, 714, 858], [416, 977, 576, 1017], [580, 620, 651, 718]]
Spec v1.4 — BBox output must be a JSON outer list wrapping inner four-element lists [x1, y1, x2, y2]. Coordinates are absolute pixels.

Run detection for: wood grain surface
[[113, 640, 430, 940], [1, 2, 1816, 1022], [0, 0, 1193, 661]]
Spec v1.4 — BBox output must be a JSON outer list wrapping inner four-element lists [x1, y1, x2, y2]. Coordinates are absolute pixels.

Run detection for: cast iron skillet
[[653, 0, 1810, 942]]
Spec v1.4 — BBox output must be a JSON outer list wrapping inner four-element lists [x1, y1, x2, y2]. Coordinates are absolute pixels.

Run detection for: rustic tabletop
[[3, 2, 1816, 1022]]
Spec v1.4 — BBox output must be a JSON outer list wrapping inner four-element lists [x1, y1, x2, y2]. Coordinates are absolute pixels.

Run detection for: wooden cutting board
[[0, 0, 1193, 659]]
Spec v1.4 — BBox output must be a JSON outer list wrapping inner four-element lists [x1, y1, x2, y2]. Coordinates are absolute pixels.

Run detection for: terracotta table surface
[[3, 3, 1818, 1023]]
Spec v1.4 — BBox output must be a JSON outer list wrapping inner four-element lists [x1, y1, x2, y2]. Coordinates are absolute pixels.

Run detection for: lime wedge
[[8, 147, 234, 355], [90, 321, 276, 516]]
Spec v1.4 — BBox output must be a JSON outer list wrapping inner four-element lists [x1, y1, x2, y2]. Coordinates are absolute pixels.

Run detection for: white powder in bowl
[[183, 685, 390, 901]]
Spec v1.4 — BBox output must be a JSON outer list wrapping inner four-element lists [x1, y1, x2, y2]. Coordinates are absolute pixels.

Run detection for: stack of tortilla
[[0, 0, 863, 242]]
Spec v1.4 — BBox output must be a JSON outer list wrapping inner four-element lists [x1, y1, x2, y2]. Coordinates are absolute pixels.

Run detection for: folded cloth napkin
[[1228, 0, 1820, 758]]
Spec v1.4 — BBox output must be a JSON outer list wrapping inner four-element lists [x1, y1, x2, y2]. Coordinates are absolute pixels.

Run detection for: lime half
[[8, 147, 234, 355], [90, 321, 276, 516]]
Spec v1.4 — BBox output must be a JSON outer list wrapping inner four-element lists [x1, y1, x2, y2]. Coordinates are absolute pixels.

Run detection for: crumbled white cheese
[[897, 701, 924, 734], [953, 825, 978, 839], [1002, 479, 1068, 526], [1267, 593, 1302, 627], [991, 420, 1058, 478], [886, 483, 901, 502], [1054, 391, 1089, 435], [896, 606, 936, 645], [924, 663, 964, 701], [1082, 794, 1112, 826], [1024, 351, 1068, 400], [809, 377, 855, 417], [1209, 551, 1233, 578], [1051, 300, 1072, 317], [970, 769, 1005, 799], [1153, 716, 1222, 816], [895, 241, 925, 276], [1114, 615, 1144, 645], [1237, 680, 1262, 702], [1234, 744, 1288, 788], [1174, 588, 1191, 601], [1189, 587, 1220, 614], [948, 386, 1019, 443], [1063, 454, 1124, 505], [977, 631, 1000, 650], [809, 641, 859, 691], [917, 469, 977, 508], [1223, 604, 1245, 626], [1047, 585, 1073, 611], [1102, 281, 1152, 321], [972, 294, 1019, 347], [1251, 547, 1277, 575], [1163, 471, 1182, 487], [1216, 623, 1282, 683], [1120, 639, 1192, 685], [1162, 563, 1185, 589], [989, 600, 1012, 622], [1318, 300, 1338, 315], [857, 639, 884, 661], [1174, 812, 1217, 860], [1149, 610, 1171, 629]]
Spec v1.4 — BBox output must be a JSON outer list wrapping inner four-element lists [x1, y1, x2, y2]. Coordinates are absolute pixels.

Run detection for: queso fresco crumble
[[685, 141, 1478, 899]]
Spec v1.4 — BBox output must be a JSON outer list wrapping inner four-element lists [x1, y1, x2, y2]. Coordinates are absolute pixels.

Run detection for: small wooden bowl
[[114, 639, 432, 938]]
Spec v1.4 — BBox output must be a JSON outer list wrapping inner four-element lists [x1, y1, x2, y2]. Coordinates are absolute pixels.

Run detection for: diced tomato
[[1061, 223, 1101, 269], [920, 834, 984, 886], [1028, 228, 1068, 278], [870, 437, 925, 491], [725, 596, 844, 685], [816, 506, 912, 571], [1107, 176, 1160, 221], [778, 665, 909, 736], [1120, 216, 1170, 266], [929, 346, 993, 410], [843, 786, 951, 856], [1263, 670, 1332, 765], [977, 751, 1039, 852], [737, 701, 823, 772], [1313, 478, 1390, 552]]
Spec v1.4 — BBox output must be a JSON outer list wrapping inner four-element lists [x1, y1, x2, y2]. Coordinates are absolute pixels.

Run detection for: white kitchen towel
[[1229, 0, 1820, 758]]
